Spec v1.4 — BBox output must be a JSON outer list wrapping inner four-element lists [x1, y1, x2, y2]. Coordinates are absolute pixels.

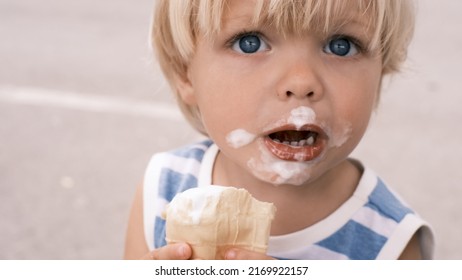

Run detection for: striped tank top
[[143, 140, 434, 259]]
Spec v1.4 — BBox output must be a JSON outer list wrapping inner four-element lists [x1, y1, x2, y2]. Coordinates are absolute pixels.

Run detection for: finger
[[224, 248, 275, 260], [142, 243, 192, 260]]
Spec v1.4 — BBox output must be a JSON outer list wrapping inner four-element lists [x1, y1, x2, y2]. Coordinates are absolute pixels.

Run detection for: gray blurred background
[[0, 0, 461, 259]]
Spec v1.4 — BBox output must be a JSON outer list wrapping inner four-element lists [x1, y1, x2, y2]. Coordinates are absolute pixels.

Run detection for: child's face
[[178, 0, 382, 186]]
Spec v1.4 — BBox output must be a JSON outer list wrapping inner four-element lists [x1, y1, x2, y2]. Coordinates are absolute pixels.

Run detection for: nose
[[276, 56, 324, 102]]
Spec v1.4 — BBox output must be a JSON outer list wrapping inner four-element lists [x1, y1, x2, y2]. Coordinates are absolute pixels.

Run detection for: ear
[[174, 71, 197, 106]]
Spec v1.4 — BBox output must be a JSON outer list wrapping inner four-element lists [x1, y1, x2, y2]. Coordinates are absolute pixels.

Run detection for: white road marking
[[0, 85, 184, 121]]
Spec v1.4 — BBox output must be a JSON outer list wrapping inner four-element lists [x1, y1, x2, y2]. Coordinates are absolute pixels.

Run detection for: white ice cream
[[168, 186, 226, 224], [329, 122, 353, 148], [225, 106, 353, 186], [248, 141, 317, 185], [226, 128, 256, 148], [288, 106, 316, 129]]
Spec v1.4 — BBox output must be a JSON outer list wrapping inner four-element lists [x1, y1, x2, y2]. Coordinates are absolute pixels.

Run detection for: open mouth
[[268, 130, 318, 147], [264, 126, 326, 162]]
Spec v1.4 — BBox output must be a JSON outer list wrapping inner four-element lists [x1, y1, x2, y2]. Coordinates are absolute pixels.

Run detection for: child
[[124, 0, 434, 260]]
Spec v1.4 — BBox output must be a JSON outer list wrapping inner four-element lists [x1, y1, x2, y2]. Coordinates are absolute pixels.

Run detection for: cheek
[[196, 92, 253, 147], [328, 75, 380, 151], [337, 94, 375, 146], [339, 67, 380, 115], [195, 80, 261, 139]]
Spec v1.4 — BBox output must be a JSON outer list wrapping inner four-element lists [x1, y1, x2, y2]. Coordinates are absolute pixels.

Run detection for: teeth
[[270, 131, 318, 146], [282, 136, 316, 147], [307, 136, 315, 145]]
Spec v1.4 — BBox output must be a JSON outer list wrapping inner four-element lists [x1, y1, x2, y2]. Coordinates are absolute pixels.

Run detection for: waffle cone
[[164, 186, 276, 260]]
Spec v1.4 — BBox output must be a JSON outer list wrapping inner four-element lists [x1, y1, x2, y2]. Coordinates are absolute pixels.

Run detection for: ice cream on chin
[[164, 186, 276, 260]]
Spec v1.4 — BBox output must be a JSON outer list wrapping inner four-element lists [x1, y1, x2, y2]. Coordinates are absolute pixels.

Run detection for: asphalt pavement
[[1, 0, 461, 259]]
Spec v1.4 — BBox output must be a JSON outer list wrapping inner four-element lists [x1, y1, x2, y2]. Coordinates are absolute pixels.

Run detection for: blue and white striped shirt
[[143, 140, 434, 259]]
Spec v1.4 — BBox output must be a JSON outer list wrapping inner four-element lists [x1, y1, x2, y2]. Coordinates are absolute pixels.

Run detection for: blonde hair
[[152, 0, 415, 134]]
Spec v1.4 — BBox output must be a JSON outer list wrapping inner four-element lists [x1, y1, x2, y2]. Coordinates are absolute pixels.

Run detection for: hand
[[222, 248, 275, 260], [141, 243, 192, 260]]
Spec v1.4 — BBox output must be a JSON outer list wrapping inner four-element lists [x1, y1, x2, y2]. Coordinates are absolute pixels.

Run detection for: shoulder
[[317, 165, 435, 259], [144, 139, 214, 195], [355, 166, 435, 259], [269, 163, 434, 260], [364, 175, 413, 223], [142, 139, 215, 250], [160, 139, 214, 160], [146, 140, 212, 171]]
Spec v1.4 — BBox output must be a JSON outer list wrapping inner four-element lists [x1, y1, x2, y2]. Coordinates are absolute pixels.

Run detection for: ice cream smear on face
[[329, 122, 352, 148], [263, 106, 325, 163], [246, 106, 353, 185], [225, 107, 315, 149], [164, 185, 276, 259], [248, 142, 318, 185], [288, 106, 316, 129], [226, 129, 256, 148], [223, 106, 353, 186]]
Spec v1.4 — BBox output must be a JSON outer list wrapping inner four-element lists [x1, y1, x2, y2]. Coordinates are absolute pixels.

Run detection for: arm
[[398, 233, 422, 260], [123, 183, 192, 260], [124, 183, 150, 259]]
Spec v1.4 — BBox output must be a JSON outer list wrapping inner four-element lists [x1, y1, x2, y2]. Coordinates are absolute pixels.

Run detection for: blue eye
[[324, 37, 358, 57], [232, 34, 269, 54]]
